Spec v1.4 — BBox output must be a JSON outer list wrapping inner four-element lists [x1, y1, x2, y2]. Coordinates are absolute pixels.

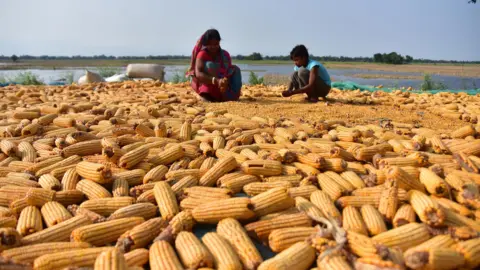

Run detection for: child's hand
[[282, 90, 293, 97]]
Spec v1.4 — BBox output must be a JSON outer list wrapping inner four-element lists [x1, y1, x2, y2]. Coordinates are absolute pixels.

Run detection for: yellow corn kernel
[[192, 197, 255, 224], [71, 217, 144, 246], [149, 240, 184, 270], [41, 201, 72, 227]]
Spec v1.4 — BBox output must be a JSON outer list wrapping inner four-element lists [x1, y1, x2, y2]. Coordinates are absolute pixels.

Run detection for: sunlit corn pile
[[0, 81, 479, 270]]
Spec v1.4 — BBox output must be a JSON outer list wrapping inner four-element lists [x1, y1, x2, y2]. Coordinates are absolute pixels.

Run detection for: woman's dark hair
[[290, 45, 309, 60], [202, 29, 221, 46]]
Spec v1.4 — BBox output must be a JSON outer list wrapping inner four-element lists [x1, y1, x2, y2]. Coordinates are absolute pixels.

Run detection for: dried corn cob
[[71, 217, 144, 246], [243, 181, 292, 196], [241, 159, 282, 176], [287, 185, 318, 199], [33, 247, 114, 270], [76, 180, 112, 200], [124, 248, 149, 267], [61, 140, 102, 158], [16, 206, 42, 236], [310, 190, 341, 222], [116, 217, 167, 253], [1, 242, 91, 265], [192, 197, 255, 224], [113, 169, 146, 187], [217, 218, 263, 270], [112, 178, 129, 197], [0, 216, 17, 228], [175, 231, 214, 269], [220, 174, 259, 194], [202, 232, 242, 270], [386, 166, 425, 192], [41, 201, 72, 227], [37, 174, 61, 191], [61, 168, 79, 190], [94, 248, 127, 270], [454, 238, 480, 269], [21, 215, 92, 245], [153, 182, 179, 220], [295, 196, 324, 221], [79, 197, 135, 217], [316, 173, 345, 201], [340, 171, 365, 189], [360, 204, 387, 236], [258, 242, 315, 270], [378, 179, 399, 222], [0, 227, 22, 252], [149, 144, 184, 166], [372, 223, 430, 251], [143, 165, 168, 184], [245, 213, 312, 241], [76, 161, 112, 184], [342, 206, 368, 235], [149, 240, 184, 270], [250, 187, 294, 217], [119, 145, 150, 169], [408, 190, 445, 227], [268, 226, 317, 252], [54, 190, 85, 207], [68, 204, 106, 223], [404, 247, 465, 270]]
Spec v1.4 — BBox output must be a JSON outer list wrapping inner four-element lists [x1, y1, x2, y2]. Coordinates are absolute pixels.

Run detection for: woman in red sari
[[186, 29, 242, 102]]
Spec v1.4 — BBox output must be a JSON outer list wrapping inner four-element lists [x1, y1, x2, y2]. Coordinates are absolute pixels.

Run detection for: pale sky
[[1, 0, 479, 61]]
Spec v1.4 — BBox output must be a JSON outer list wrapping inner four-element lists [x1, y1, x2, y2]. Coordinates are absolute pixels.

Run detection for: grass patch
[[96, 66, 122, 78], [262, 74, 290, 85], [420, 73, 447, 91], [170, 68, 189, 83], [0, 71, 44, 85], [248, 71, 264, 85]]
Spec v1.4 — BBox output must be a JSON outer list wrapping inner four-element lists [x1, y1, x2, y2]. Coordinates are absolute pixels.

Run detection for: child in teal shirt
[[282, 45, 331, 103]]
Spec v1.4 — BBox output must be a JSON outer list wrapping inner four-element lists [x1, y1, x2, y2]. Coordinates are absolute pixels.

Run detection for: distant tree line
[[1, 53, 479, 64]]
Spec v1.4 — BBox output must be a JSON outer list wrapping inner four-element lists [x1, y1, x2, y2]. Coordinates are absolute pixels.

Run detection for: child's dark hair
[[202, 29, 222, 46], [290, 45, 309, 60]]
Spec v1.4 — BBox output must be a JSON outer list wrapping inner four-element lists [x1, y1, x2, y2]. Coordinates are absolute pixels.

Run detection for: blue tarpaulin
[[332, 81, 480, 95]]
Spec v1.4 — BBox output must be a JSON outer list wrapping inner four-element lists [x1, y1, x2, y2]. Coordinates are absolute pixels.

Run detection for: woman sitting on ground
[[186, 29, 242, 102]]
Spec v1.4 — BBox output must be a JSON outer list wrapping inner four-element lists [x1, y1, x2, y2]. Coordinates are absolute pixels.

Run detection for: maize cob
[[171, 175, 199, 197], [53, 117, 76, 128], [153, 182, 179, 220], [323, 158, 348, 173], [188, 155, 207, 169], [154, 122, 167, 138], [21, 215, 92, 245], [33, 247, 114, 270], [1, 242, 91, 265], [418, 168, 448, 197], [149, 145, 184, 166], [258, 242, 315, 270], [116, 217, 167, 253], [119, 145, 150, 169], [136, 190, 156, 204], [143, 165, 168, 184], [179, 120, 192, 142], [154, 210, 195, 243], [220, 174, 259, 194], [386, 166, 425, 192], [199, 156, 237, 186], [61, 168, 79, 190], [360, 204, 387, 236], [108, 203, 157, 220], [217, 218, 263, 270], [408, 190, 445, 227], [76, 161, 112, 184], [336, 195, 379, 208], [295, 196, 324, 221], [296, 153, 325, 169], [71, 217, 144, 246], [454, 238, 480, 269], [241, 159, 282, 176], [432, 196, 472, 217], [16, 206, 42, 236], [243, 181, 292, 197], [324, 171, 355, 192], [268, 226, 317, 252], [183, 186, 232, 200], [199, 157, 217, 175], [37, 174, 61, 191], [41, 201, 72, 227], [67, 204, 106, 223], [124, 248, 149, 267], [0, 227, 22, 252], [0, 140, 17, 157], [35, 155, 81, 177], [54, 190, 85, 207], [372, 223, 430, 251], [61, 140, 102, 158], [250, 187, 294, 217], [378, 179, 399, 222], [245, 213, 312, 241], [0, 177, 39, 188], [340, 171, 365, 189], [134, 123, 155, 138], [112, 178, 129, 197], [149, 240, 183, 270], [79, 197, 135, 216], [175, 231, 214, 269], [192, 197, 255, 224], [202, 232, 242, 270], [94, 248, 127, 270], [18, 141, 36, 163], [76, 180, 112, 200], [25, 156, 63, 174], [310, 190, 341, 222], [0, 216, 17, 228], [264, 175, 303, 187], [342, 206, 368, 235], [112, 169, 146, 187], [316, 173, 345, 201], [180, 197, 220, 211], [292, 162, 319, 176], [404, 247, 465, 270], [259, 207, 300, 221]]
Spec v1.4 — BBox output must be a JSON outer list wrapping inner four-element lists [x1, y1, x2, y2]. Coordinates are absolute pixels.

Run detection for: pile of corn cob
[[0, 81, 479, 270]]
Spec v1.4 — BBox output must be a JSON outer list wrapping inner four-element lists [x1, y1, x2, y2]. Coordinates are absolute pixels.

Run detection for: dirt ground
[[203, 95, 467, 134]]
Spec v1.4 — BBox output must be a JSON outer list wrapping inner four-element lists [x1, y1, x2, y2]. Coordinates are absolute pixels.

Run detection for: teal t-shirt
[[294, 59, 331, 86]]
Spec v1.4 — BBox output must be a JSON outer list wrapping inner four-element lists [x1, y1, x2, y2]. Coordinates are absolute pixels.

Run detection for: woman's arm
[[195, 57, 217, 85]]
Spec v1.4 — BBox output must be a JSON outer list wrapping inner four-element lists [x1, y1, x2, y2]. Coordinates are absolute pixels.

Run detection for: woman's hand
[[218, 78, 229, 92]]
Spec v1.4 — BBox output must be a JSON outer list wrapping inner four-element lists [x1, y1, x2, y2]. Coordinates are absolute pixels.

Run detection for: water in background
[[1, 64, 479, 90]]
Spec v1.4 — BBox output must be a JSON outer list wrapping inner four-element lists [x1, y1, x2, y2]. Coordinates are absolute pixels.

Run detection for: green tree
[[373, 53, 383, 63], [247, 52, 263, 61], [405, 55, 413, 63], [11, 55, 18, 62]]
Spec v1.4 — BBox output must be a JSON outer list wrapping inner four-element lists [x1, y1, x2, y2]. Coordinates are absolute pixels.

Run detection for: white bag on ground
[[126, 64, 165, 81], [105, 74, 129, 82], [77, 75, 87, 85], [78, 71, 105, 84]]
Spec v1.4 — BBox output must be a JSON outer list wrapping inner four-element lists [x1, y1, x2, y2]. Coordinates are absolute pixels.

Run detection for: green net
[[332, 81, 480, 95]]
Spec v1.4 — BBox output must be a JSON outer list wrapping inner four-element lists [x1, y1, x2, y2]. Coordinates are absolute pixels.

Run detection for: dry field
[[0, 81, 479, 270]]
